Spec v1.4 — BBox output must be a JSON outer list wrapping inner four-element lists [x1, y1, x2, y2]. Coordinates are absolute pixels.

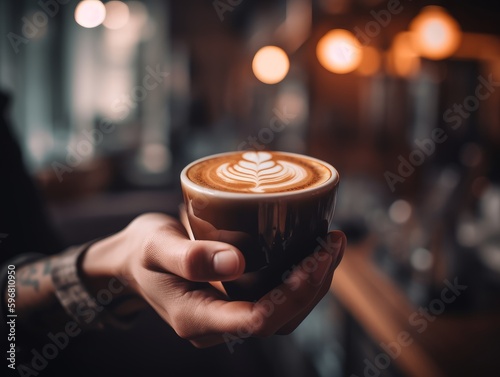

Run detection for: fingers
[[136, 213, 347, 348], [276, 268, 335, 335], [277, 230, 346, 334], [165, 232, 346, 346], [165, 260, 333, 346], [141, 217, 246, 282]]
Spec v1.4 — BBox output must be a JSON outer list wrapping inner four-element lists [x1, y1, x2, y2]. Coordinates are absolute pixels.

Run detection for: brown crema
[[186, 151, 332, 193]]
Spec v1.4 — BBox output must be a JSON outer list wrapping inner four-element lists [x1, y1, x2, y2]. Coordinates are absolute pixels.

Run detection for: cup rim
[[180, 150, 339, 200]]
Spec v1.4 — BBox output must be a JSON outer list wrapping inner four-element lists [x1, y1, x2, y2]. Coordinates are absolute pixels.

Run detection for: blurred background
[[1, 0, 500, 376]]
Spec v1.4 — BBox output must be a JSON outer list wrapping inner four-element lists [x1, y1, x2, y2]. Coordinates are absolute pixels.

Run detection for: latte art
[[216, 152, 307, 193], [186, 151, 333, 194]]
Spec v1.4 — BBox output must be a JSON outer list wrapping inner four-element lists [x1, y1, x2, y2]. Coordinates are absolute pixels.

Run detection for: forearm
[[3, 231, 144, 334], [8, 256, 68, 330]]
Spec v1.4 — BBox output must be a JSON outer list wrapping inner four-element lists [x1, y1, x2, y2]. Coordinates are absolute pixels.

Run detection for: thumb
[[142, 217, 246, 282]]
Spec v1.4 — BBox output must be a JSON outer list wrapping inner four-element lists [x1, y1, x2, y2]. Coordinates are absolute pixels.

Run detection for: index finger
[[168, 250, 334, 342]]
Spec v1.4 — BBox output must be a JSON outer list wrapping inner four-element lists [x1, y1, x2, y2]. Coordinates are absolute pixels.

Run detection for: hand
[[82, 213, 346, 348]]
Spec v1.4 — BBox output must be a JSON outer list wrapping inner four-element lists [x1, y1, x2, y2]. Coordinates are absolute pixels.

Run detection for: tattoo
[[18, 265, 40, 291], [18, 258, 52, 292], [42, 258, 52, 275]]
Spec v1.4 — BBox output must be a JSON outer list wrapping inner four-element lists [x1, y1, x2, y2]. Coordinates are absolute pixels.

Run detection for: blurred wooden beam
[[331, 240, 445, 377]]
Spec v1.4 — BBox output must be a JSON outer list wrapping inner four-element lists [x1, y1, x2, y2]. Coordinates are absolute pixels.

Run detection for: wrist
[[80, 230, 149, 323], [80, 230, 133, 297]]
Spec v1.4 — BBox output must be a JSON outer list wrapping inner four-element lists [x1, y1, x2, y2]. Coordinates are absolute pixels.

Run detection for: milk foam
[[216, 152, 307, 193], [186, 151, 333, 194]]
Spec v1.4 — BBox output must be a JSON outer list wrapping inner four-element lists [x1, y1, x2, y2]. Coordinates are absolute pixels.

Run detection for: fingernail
[[333, 246, 345, 270], [213, 250, 239, 276], [326, 233, 343, 254], [326, 232, 346, 266]]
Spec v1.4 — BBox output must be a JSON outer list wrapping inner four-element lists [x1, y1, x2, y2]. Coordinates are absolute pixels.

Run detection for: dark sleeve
[[0, 90, 63, 263]]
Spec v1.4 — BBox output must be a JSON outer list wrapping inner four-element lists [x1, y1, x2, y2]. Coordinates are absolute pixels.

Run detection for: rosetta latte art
[[185, 151, 332, 193], [216, 152, 308, 193]]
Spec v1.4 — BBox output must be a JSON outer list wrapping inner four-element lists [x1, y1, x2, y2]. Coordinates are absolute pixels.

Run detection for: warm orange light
[[317, 29, 362, 74], [389, 32, 420, 77], [103, 1, 129, 30], [409, 6, 461, 60], [252, 46, 290, 84], [356, 46, 381, 76], [75, 0, 106, 29]]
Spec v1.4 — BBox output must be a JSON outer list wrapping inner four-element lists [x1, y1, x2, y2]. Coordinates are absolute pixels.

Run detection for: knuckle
[[248, 314, 273, 338], [170, 305, 208, 341], [171, 316, 196, 340], [174, 326, 193, 340], [140, 232, 160, 269], [179, 242, 203, 280]]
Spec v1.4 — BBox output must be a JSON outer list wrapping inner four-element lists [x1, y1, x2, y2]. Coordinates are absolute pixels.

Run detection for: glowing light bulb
[[75, 0, 106, 29], [409, 6, 461, 60], [316, 29, 362, 74], [252, 46, 290, 85]]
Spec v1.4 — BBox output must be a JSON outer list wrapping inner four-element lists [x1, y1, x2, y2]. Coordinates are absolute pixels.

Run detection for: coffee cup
[[180, 150, 339, 301]]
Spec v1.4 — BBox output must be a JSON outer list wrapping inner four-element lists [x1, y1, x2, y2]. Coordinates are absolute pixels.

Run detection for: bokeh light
[[28, 130, 54, 163], [316, 29, 362, 74], [457, 221, 480, 247], [389, 32, 420, 77], [75, 0, 106, 29], [356, 46, 381, 76], [252, 46, 290, 85], [140, 143, 171, 173], [103, 1, 130, 30], [410, 248, 434, 271], [389, 199, 412, 224], [409, 6, 461, 60]]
